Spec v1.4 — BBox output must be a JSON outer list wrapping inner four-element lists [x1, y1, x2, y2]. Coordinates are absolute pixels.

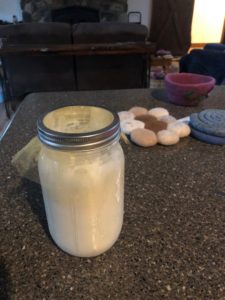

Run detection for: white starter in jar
[[37, 106, 125, 257]]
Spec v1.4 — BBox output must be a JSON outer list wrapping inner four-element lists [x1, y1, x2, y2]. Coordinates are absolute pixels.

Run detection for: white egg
[[118, 111, 134, 122], [168, 122, 191, 138], [157, 130, 179, 145], [120, 119, 145, 135], [159, 115, 177, 124], [149, 107, 169, 119]]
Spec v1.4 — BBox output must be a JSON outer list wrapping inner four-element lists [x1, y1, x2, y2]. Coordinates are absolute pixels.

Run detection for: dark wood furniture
[[0, 22, 155, 118], [149, 0, 195, 55], [0, 41, 155, 56], [0, 40, 155, 117]]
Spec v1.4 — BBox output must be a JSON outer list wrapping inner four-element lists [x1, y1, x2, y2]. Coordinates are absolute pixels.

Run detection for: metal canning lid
[[37, 105, 121, 150]]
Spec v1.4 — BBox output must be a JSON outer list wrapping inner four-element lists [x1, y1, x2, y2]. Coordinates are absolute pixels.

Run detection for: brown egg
[[135, 114, 167, 133], [130, 128, 157, 147], [129, 106, 148, 117]]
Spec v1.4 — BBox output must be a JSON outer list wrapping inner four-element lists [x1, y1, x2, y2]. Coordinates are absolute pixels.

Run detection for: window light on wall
[[191, 0, 225, 43]]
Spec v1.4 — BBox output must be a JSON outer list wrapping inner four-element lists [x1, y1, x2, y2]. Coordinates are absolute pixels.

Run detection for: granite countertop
[[0, 87, 225, 299]]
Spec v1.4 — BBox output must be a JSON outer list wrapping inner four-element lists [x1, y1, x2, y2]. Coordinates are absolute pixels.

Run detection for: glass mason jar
[[37, 106, 124, 257]]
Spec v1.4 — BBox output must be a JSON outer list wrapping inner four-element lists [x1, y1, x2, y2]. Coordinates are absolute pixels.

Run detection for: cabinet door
[[149, 0, 195, 55]]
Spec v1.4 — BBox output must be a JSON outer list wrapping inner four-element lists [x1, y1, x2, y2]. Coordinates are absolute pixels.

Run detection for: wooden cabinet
[[149, 0, 195, 56]]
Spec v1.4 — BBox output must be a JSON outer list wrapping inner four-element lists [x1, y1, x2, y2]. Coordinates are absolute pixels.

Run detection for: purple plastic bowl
[[165, 73, 216, 106]]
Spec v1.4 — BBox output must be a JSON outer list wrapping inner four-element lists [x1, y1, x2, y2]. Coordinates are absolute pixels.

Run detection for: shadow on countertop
[[21, 179, 51, 240], [151, 88, 168, 103], [0, 258, 11, 300]]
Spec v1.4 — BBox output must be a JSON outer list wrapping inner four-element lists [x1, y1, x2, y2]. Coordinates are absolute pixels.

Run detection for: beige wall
[[191, 0, 225, 43]]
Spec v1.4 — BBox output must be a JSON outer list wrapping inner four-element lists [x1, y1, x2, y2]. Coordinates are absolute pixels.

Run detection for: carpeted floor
[[150, 58, 180, 89]]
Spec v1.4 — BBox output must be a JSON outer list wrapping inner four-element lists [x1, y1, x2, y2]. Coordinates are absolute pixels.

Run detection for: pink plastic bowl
[[165, 73, 216, 106]]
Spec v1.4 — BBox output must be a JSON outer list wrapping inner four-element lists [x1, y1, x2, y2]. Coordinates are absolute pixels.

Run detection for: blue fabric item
[[204, 43, 225, 52], [190, 108, 225, 144], [0, 84, 3, 103], [190, 109, 225, 137], [180, 47, 225, 85], [191, 126, 225, 145]]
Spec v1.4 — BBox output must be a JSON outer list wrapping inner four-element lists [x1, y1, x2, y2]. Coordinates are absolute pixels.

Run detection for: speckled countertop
[[1, 87, 225, 299]]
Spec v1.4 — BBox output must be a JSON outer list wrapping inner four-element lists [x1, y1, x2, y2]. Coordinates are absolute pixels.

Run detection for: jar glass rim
[[37, 105, 120, 150]]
